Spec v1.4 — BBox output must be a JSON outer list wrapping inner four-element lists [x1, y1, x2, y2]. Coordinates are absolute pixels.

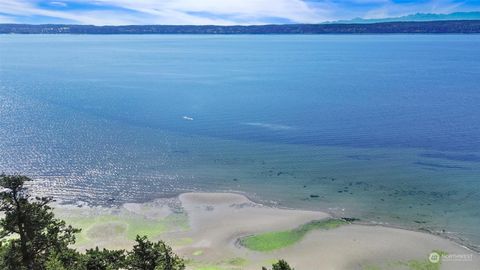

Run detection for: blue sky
[[0, 0, 479, 25]]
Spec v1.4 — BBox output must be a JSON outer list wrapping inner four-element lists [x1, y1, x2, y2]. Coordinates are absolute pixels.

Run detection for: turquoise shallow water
[[0, 35, 479, 249]]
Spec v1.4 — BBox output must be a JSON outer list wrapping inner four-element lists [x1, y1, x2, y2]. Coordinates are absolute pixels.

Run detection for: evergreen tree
[[0, 174, 80, 270], [272, 260, 294, 270], [1, 174, 293, 270], [84, 247, 126, 270], [262, 260, 294, 270], [127, 236, 184, 270]]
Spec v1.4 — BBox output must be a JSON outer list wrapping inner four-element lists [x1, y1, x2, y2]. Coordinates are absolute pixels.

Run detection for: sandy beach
[[55, 192, 480, 270]]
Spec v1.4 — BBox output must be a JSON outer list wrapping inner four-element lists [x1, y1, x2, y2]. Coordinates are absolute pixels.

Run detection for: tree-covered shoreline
[[1, 20, 480, 34]]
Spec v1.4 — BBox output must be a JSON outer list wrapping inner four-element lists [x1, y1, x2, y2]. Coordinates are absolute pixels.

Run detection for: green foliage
[[272, 260, 294, 270], [45, 253, 66, 270], [0, 174, 185, 270], [262, 260, 294, 270], [0, 241, 24, 270], [84, 247, 126, 270], [241, 219, 346, 251], [0, 174, 80, 269], [127, 235, 184, 270]]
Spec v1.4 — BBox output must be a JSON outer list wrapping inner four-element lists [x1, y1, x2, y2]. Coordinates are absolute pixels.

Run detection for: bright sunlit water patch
[[0, 35, 479, 249]]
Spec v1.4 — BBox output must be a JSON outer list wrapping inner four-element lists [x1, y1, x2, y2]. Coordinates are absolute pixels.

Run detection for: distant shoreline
[[2, 20, 480, 34]]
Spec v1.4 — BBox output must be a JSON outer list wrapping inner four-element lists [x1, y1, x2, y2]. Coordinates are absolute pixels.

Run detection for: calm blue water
[[1, 35, 480, 248]]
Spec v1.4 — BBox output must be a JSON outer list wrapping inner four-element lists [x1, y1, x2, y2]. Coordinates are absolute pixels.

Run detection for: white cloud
[[0, 0, 333, 25], [90, 0, 331, 24], [0, 14, 17, 23], [0, 0, 475, 25], [49, 1, 67, 7]]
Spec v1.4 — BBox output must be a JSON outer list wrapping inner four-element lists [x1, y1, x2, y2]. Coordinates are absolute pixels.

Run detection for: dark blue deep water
[[1, 35, 480, 248]]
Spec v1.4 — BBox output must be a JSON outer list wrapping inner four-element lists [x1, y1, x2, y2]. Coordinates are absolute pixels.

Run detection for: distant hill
[[1, 20, 480, 34], [331, 12, 480, 24]]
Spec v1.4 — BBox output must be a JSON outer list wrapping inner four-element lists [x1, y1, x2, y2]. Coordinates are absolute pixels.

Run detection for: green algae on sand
[[400, 250, 448, 270], [240, 219, 346, 252], [226, 257, 248, 266], [195, 267, 224, 270], [362, 250, 448, 270], [65, 212, 188, 246], [190, 257, 248, 270]]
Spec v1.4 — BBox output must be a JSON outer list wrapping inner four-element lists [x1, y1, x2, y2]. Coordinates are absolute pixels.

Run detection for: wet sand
[[56, 192, 480, 269]]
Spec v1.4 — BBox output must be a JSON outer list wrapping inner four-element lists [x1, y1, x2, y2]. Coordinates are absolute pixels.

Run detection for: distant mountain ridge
[[1, 20, 480, 34], [330, 11, 480, 24]]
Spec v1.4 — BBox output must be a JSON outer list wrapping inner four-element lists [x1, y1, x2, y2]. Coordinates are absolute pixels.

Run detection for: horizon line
[[3, 19, 480, 27]]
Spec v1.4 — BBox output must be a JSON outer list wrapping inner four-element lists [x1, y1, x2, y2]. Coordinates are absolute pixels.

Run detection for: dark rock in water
[[303, 185, 307, 188], [341, 217, 360, 222], [310, 194, 320, 198], [107, 197, 115, 202], [414, 220, 427, 224], [233, 178, 238, 181], [338, 190, 343, 193]]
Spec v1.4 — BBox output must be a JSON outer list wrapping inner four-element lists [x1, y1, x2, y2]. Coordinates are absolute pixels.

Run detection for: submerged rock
[[341, 217, 360, 222]]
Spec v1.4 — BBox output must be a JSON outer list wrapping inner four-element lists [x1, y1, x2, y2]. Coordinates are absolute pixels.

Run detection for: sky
[[0, 0, 479, 25]]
